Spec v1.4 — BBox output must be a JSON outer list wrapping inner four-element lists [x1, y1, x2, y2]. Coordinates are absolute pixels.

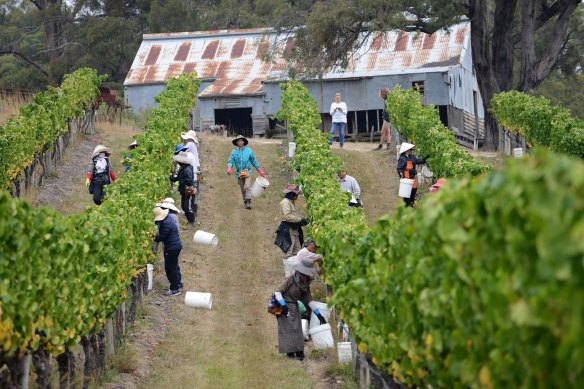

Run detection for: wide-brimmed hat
[[92, 145, 110, 158], [430, 178, 445, 193], [291, 257, 319, 278], [283, 184, 302, 195], [156, 201, 181, 213], [173, 151, 191, 165], [398, 142, 415, 154], [232, 135, 248, 146], [162, 197, 175, 204], [153, 206, 169, 222], [181, 130, 199, 144], [128, 140, 138, 149]]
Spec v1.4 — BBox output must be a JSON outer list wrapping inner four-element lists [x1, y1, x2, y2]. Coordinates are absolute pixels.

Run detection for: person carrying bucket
[[153, 206, 183, 296], [275, 184, 308, 260], [273, 258, 326, 361], [156, 198, 184, 290], [226, 135, 266, 209], [396, 142, 428, 208]]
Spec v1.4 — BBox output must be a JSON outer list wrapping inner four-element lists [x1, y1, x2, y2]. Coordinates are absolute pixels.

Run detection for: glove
[[316, 313, 327, 325], [85, 178, 90, 188], [299, 218, 308, 226], [258, 168, 266, 177], [227, 167, 232, 175], [278, 300, 289, 317]]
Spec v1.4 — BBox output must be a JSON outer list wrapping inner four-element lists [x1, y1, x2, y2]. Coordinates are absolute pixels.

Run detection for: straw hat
[[128, 140, 138, 149], [291, 257, 319, 278], [181, 130, 199, 144], [153, 206, 169, 222], [162, 197, 175, 204], [156, 201, 180, 213], [398, 142, 415, 154], [283, 184, 302, 195], [232, 135, 248, 146], [173, 151, 191, 165], [92, 145, 110, 158]]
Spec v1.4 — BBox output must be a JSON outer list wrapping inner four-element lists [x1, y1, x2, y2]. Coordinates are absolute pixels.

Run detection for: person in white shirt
[[329, 92, 348, 148], [337, 170, 362, 207]]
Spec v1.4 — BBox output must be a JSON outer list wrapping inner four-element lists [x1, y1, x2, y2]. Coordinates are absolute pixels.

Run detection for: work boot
[[376, 144, 383, 150], [295, 351, 305, 361], [244, 199, 251, 209], [386, 143, 391, 150]]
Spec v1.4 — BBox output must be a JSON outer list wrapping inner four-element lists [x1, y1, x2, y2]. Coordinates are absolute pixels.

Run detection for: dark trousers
[[92, 183, 106, 205], [164, 248, 181, 291], [403, 187, 417, 207], [181, 194, 196, 223]]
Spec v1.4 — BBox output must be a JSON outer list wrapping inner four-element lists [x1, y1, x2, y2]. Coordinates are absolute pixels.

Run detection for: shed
[[124, 23, 484, 147]]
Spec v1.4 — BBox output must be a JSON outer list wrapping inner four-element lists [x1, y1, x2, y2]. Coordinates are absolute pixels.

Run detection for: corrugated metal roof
[[124, 23, 470, 96]]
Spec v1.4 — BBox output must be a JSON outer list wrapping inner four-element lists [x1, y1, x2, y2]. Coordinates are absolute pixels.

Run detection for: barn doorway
[[215, 108, 253, 138]]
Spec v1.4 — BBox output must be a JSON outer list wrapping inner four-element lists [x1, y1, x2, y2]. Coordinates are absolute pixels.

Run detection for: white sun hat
[[156, 201, 180, 213], [92, 145, 110, 158], [153, 206, 169, 222], [398, 142, 415, 154]]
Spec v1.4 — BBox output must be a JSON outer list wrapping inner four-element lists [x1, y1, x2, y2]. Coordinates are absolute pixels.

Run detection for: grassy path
[[142, 136, 318, 388]]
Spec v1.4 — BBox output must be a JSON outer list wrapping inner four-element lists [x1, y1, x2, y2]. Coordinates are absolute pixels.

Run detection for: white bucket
[[250, 176, 270, 198], [146, 264, 154, 291], [309, 323, 334, 349], [513, 147, 523, 158], [193, 230, 218, 246], [398, 178, 414, 198], [337, 342, 352, 364], [302, 319, 309, 340], [184, 291, 212, 309], [288, 142, 296, 158], [310, 301, 332, 328], [283, 256, 297, 277]]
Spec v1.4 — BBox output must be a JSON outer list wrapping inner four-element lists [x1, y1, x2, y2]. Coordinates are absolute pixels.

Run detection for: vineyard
[[277, 81, 584, 388], [0, 72, 200, 386], [0, 71, 583, 389]]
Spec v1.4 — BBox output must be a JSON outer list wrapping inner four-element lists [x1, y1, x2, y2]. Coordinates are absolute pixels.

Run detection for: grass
[[0, 93, 32, 126]]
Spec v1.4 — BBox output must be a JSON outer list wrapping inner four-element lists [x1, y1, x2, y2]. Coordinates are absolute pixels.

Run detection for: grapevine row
[[0, 68, 106, 190], [277, 81, 583, 388], [0, 73, 200, 357]]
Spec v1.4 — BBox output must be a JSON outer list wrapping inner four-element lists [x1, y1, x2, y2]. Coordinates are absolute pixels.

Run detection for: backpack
[[92, 155, 110, 184]]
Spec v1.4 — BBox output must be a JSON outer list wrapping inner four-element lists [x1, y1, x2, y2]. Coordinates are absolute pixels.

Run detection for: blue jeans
[[329, 122, 346, 146]]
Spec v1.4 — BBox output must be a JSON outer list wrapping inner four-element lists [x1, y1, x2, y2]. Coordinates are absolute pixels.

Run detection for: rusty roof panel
[[231, 39, 246, 58], [125, 24, 470, 95], [202, 40, 219, 59], [145, 45, 161, 65], [174, 42, 191, 61]]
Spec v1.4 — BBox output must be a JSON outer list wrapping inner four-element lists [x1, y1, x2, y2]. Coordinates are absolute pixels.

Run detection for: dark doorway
[[215, 108, 253, 137], [437, 105, 449, 127]]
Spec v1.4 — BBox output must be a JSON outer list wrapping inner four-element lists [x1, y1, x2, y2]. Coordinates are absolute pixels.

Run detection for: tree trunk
[[0, 354, 27, 389]]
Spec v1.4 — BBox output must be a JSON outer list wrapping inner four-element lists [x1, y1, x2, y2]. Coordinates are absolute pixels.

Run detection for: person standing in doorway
[[377, 88, 392, 150], [226, 135, 266, 209], [329, 92, 347, 148]]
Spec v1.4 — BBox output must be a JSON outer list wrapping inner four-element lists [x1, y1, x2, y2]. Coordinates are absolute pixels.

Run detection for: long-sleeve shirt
[[227, 146, 260, 176], [338, 174, 361, 199], [330, 102, 347, 123], [280, 198, 303, 223]]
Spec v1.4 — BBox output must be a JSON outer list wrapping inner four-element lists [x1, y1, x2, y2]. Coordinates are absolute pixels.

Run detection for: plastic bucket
[[337, 342, 352, 364], [184, 291, 212, 309], [193, 230, 218, 246], [302, 319, 309, 340], [310, 301, 332, 328], [288, 142, 296, 158], [250, 176, 270, 198], [146, 264, 154, 291], [398, 178, 414, 198], [513, 147, 523, 158], [309, 323, 334, 349]]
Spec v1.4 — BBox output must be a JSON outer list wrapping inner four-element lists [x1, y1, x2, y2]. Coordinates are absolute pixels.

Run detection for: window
[[412, 81, 425, 95]]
